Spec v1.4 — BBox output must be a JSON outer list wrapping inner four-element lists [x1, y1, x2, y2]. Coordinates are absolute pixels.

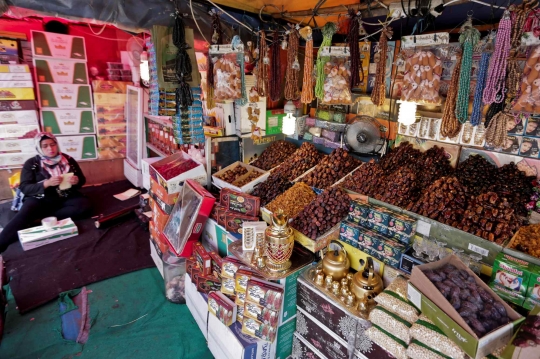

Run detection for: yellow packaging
[[0, 87, 35, 100]]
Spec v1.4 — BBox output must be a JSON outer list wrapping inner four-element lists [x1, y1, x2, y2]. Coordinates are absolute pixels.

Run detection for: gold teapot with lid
[[350, 257, 383, 305], [265, 210, 294, 271], [322, 240, 350, 281]]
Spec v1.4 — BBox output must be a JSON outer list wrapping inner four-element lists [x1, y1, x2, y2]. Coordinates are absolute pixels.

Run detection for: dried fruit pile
[[234, 171, 264, 187], [341, 162, 386, 197], [266, 182, 317, 220], [507, 224, 540, 258], [375, 166, 421, 208], [271, 142, 322, 181], [251, 174, 293, 207], [251, 140, 297, 170], [215, 165, 248, 183], [424, 264, 510, 337], [300, 148, 360, 189]]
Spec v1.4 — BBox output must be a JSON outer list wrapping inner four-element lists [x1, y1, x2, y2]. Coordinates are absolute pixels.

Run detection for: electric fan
[[344, 115, 388, 155]]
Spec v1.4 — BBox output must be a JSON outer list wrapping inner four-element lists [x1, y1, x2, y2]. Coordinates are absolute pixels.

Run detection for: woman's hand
[[69, 176, 79, 185], [43, 176, 62, 189]]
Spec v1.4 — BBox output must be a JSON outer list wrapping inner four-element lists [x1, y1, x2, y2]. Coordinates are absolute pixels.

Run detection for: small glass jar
[[436, 241, 449, 260], [163, 255, 186, 304]]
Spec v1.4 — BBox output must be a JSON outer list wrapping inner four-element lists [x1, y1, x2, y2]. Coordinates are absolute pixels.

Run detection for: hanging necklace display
[[173, 13, 194, 109], [483, 10, 512, 105], [440, 53, 463, 138], [347, 10, 362, 90], [269, 31, 282, 102], [507, 5, 530, 101], [300, 26, 314, 104], [485, 89, 507, 127], [284, 27, 300, 101], [370, 26, 392, 107], [470, 33, 494, 126], [254, 30, 269, 97], [485, 103, 512, 147], [315, 22, 338, 100], [456, 15, 480, 123]]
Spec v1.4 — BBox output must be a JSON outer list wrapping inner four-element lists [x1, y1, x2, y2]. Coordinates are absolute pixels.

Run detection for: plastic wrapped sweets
[[409, 314, 465, 359], [374, 290, 420, 323], [369, 305, 412, 343], [365, 324, 408, 359]]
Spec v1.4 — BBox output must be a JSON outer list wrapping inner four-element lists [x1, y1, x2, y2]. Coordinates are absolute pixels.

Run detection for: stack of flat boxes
[[0, 64, 39, 168], [32, 30, 97, 160]]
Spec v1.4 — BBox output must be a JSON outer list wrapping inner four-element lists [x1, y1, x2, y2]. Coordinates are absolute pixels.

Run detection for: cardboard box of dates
[[408, 255, 524, 359], [212, 161, 270, 194], [149, 151, 207, 194]]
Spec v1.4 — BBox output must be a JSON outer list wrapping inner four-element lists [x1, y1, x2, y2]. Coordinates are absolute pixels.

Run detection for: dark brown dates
[[300, 148, 360, 190], [251, 140, 297, 171]]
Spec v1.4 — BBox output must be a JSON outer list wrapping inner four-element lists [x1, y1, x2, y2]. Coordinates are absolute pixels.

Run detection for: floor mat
[[1, 181, 154, 313], [0, 268, 213, 359]]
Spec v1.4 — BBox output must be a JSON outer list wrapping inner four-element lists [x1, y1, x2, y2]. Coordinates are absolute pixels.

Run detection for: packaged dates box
[[57, 135, 97, 160], [0, 152, 35, 168], [41, 109, 95, 134], [149, 151, 207, 195], [408, 254, 524, 359], [34, 58, 89, 84], [0, 64, 30, 75], [0, 124, 39, 139], [18, 218, 78, 251], [0, 72, 32, 81], [0, 110, 38, 125], [0, 87, 35, 101], [31, 30, 87, 61], [201, 218, 229, 257], [37, 84, 92, 109], [0, 100, 37, 112], [337, 240, 385, 274], [0, 138, 34, 153], [212, 161, 269, 194]]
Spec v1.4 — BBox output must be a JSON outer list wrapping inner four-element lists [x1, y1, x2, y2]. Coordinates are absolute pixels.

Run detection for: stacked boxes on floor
[[32, 30, 97, 160], [0, 64, 39, 168], [92, 80, 129, 159]]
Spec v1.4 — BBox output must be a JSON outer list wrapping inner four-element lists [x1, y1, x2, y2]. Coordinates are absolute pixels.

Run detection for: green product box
[[34, 58, 89, 84], [522, 296, 540, 311], [489, 282, 525, 307], [490, 252, 537, 297], [266, 109, 284, 135], [41, 109, 95, 135], [274, 316, 296, 359], [338, 220, 363, 247], [273, 270, 301, 326], [501, 305, 540, 359], [38, 83, 92, 109], [525, 264, 540, 308], [347, 200, 388, 235], [56, 135, 97, 160], [31, 30, 87, 61], [387, 213, 417, 245]]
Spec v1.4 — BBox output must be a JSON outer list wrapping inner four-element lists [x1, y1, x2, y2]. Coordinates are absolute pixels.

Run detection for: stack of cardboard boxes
[[32, 30, 97, 160], [0, 63, 39, 168]]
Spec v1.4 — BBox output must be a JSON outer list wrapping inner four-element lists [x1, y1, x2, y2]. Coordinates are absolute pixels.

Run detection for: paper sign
[[416, 220, 431, 237], [59, 172, 73, 190]]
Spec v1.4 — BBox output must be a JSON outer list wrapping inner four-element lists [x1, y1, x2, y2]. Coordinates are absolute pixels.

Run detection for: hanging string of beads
[[482, 10, 512, 105], [300, 26, 314, 104], [269, 31, 282, 102], [254, 30, 269, 97], [284, 27, 300, 101], [440, 54, 463, 138], [370, 27, 392, 107], [455, 18, 480, 123], [506, 5, 530, 100], [485, 104, 512, 147], [206, 12, 223, 110], [470, 52, 491, 126], [232, 35, 248, 106], [485, 89, 507, 127], [315, 22, 338, 100], [347, 10, 362, 90], [173, 14, 193, 109]]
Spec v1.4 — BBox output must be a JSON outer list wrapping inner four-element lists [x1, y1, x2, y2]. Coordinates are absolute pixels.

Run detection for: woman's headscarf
[[34, 132, 70, 177]]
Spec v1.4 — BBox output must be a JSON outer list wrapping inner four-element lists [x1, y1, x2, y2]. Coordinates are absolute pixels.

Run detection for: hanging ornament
[[284, 27, 300, 101], [315, 22, 338, 100], [483, 10, 512, 105], [173, 14, 193, 109], [270, 31, 282, 101], [254, 30, 269, 97], [292, 57, 300, 70], [281, 33, 288, 50], [456, 15, 481, 123], [370, 27, 392, 107], [207, 12, 223, 109], [440, 54, 463, 138], [300, 26, 314, 104], [348, 9, 362, 91]]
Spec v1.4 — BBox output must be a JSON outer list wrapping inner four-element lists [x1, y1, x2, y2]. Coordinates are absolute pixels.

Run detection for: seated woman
[[0, 132, 92, 253]]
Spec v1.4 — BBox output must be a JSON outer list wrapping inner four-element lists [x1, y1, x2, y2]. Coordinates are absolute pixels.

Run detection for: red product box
[[224, 212, 259, 235], [186, 256, 198, 277], [149, 197, 170, 232], [220, 188, 261, 217], [208, 291, 237, 326], [193, 271, 221, 293], [150, 177, 180, 206], [149, 221, 168, 256], [216, 206, 227, 227], [194, 242, 212, 276]]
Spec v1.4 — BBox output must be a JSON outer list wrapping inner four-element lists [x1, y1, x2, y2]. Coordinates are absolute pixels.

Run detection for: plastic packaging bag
[[320, 46, 353, 105], [513, 45, 540, 113], [210, 44, 244, 101], [401, 49, 443, 104], [365, 325, 408, 359], [409, 315, 465, 359]]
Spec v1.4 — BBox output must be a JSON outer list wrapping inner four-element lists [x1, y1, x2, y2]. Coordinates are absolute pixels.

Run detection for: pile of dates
[[291, 187, 350, 239], [251, 174, 293, 206], [456, 155, 496, 196], [423, 264, 510, 337], [301, 148, 360, 189], [215, 165, 248, 183], [341, 162, 387, 197], [375, 166, 421, 208], [234, 170, 264, 187], [272, 142, 322, 181], [379, 142, 423, 175], [416, 146, 454, 189], [461, 192, 519, 244], [251, 140, 297, 171], [407, 177, 469, 227]]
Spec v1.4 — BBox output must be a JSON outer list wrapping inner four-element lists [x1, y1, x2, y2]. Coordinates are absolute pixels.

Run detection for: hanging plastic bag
[[513, 45, 540, 113], [320, 46, 353, 105], [401, 48, 444, 104], [209, 43, 244, 101]]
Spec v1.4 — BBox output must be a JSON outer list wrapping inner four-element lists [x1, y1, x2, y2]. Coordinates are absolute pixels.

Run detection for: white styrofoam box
[[149, 239, 164, 278], [234, 99, 267, 136], [186, 274, 209, 339], [0, 138, 34, 153], [0, 72, 32, 81], [212, 161, 270, 194], [123, 159, 143, 188], [56, 135, 97, 160], [40, 109, 95, 135], [18, 218, 78, 251], [204, 101, 236, 136], [0, 110, 38, 125], [0, 152, 35, 168], [0, 124, 39, 139], [141, 157, 163, 190]]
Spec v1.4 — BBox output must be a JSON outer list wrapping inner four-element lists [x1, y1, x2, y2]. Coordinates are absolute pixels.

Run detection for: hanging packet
[[209, 43, 244, 102], [319, 46, 353, 105], [513, 45, 540, 114]]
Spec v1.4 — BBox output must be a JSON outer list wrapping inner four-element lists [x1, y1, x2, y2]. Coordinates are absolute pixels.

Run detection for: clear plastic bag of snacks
[[320, 46, 353, 105], [513, 45, 540, 114], [401, 49, 443, 104], [210, 44, 244, 101]]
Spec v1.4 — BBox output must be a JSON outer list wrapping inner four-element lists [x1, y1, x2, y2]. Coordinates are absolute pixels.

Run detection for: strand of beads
[[471, 52, 491, 126], [371, 27, 392, 107], [485, 104, 512, 147], [483, 11, 512, 105], [441, 54, 463, 138], [456, 21, 480, 123]]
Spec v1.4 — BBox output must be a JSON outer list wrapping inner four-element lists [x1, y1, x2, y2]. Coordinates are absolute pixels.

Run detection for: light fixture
[[282, 100, 297, 136], [397, 100, 418, 126], [139, 50, 150, 86]]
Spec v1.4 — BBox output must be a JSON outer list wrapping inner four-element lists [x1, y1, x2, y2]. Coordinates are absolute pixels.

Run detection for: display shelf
[[144, 113, 173, 128], [146, 143, 167, 158]]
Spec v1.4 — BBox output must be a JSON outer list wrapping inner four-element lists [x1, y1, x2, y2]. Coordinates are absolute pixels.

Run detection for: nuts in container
[[410, 315, 465, 359], [215, 165, 248, 183], [291, 187, 350, 240], [300, 148, 360, 189], [251, 174, 294, 207], [271, 142, 322, 181], [251, 140, 298, 170], [507, 224, 540, 258], [265, 182, 316, 219]]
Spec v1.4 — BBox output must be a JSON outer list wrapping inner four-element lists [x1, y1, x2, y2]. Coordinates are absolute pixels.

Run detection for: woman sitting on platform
[[0, 132, 92, 253]]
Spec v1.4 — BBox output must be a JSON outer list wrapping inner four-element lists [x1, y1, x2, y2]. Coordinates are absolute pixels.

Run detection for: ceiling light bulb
[[397, 100, 417, 126], [282, 113, 296, 136]]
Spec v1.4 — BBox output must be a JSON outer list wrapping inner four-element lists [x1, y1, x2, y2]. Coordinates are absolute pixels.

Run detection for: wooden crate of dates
[[298, 148, 361, 190], [212, 161, 269, 194]]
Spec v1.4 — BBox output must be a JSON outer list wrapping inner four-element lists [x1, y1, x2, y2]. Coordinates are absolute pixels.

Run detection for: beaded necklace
[[441, 54, 463, 138], [284, 28, 300, 101], [456, 18, 481, 123], [483, 11, 512, 105], [300, 26, 314, 104], [254, 31, 269, 97], [371, 27, 392, 107], [470, 52, 491, 126], [485, 104, 511, 147]]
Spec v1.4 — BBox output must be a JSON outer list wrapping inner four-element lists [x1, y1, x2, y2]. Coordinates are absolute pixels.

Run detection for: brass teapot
[[350, 257, 383, 305], [322, 240, 350, 281]]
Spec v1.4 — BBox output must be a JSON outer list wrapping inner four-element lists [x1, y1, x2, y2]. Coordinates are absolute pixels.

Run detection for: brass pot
[[322, 240, 350, 281], [265, 210, 294, 271], [350, 257, 383, 305]]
